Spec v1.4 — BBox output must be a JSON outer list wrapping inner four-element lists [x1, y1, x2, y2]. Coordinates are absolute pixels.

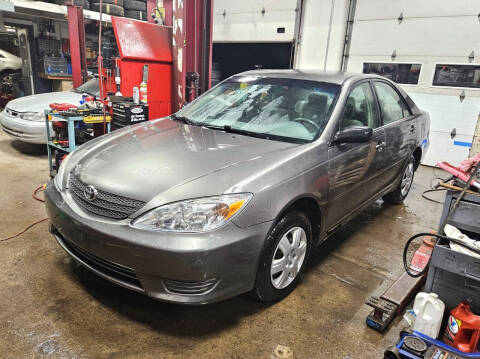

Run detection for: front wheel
[[251, 210, 312, 303], [383, 154, 416, 205]]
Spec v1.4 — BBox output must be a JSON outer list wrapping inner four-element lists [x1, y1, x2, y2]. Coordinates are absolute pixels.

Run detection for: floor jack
[[365, 272, 426, 331], [366, 234, 435, 331]]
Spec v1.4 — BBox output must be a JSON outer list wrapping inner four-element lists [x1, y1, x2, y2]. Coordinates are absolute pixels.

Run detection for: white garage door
[[346, 0, 480, 166], [213, 0, 297, 42]]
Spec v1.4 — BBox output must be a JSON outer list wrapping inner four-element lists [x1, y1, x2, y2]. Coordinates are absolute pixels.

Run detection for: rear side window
[[363, 63, 421, 85], [433, 64, 480, 89], [339, 82, 378, 131], [373, 82, 410, 125]]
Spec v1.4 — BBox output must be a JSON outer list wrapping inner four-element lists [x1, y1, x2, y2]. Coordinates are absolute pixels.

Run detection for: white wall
[[213, 0, 297, 42]]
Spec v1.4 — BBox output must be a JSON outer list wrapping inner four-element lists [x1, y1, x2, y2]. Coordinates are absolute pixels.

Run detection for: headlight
[[54, 153, 73, 191], [21, 112, 44, 121], [131, 193, 253, 232]]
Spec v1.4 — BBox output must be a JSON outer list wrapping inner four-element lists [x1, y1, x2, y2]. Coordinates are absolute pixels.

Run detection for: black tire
[[252, 210, 312, 303], [54, 0, 90, 9], [91, 3, 124, 16], [384, 346, 401, 359], [0, 71, 21, 98], [123, 0, 146, 10], [125, 9, 147, 20], [101, 0, 124, 6], [383, 154, 416, 205]]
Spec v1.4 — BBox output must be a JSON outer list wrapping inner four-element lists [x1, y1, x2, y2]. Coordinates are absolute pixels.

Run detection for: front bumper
[[0, 111, 48, 144], [45, 181, 271, 304]]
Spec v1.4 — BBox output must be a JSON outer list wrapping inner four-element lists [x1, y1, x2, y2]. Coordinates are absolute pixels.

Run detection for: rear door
[[327, 81, 387, 229], [372, 80, 416, 187]]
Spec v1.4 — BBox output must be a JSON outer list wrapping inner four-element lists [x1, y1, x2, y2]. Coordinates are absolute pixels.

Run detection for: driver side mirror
[[333, 126, 373, 144]]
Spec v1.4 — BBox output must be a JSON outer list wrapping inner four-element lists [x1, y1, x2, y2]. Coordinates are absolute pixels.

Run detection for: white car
[[0, 78, 98, 144], [0, 49, 21, 83]]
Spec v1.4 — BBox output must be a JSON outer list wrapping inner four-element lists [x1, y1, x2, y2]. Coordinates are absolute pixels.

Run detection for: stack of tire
[[91, 0, 125, 17], [53, 0, 90, 9], [123, 0, 147, 21]]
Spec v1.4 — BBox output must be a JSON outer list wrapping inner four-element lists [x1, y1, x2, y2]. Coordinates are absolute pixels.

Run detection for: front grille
[[60, 235, 143, 290], [163, 278, 219, 295], [69, 174, 145, 219]]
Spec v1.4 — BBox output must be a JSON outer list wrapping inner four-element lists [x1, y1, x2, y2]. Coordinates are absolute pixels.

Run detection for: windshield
[[176, 76, 341, 143], [74, 78, 100, 96]]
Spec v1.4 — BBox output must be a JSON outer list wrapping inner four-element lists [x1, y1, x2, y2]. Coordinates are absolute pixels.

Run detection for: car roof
[[233, 69, 383, 85]]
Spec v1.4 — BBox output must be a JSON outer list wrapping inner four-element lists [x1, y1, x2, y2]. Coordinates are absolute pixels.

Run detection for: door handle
[[375, 141, 385, 152], [410, 125, 415, 133]]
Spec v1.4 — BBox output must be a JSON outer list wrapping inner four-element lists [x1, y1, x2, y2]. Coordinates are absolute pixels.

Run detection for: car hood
[[71, 118, 300, 203], [6, 91, 83, 113], [0, 49, 21, 69]]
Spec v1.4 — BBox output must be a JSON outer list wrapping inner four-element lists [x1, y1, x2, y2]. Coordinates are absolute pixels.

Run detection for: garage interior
[[0, 0, 480, 358]]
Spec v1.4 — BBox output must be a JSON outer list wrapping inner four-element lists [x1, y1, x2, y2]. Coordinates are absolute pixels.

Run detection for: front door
[[327, 81, 387, 229], [372, 80, 416, 186]]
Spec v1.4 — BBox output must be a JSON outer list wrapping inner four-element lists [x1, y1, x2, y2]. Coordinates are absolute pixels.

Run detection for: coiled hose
[[403, 232, 480, 277]]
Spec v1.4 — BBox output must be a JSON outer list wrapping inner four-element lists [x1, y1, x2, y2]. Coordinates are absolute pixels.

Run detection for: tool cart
[[45, 109, 111, 177]]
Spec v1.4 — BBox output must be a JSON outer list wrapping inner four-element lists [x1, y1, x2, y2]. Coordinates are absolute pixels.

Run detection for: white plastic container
[[412, 292, 445, 339]]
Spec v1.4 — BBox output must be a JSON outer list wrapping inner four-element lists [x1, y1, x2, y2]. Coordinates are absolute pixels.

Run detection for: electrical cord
[[33, 184, 46, 203], [421, 188, 447, 204], [0, 185, 48, 242], [403, 232, 480, 277], [0, 218, 49, 242], [422, 172, 454, 204]]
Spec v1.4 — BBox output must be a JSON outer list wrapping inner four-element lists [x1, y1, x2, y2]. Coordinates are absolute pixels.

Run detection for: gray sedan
[[45, 70, 430, 304]]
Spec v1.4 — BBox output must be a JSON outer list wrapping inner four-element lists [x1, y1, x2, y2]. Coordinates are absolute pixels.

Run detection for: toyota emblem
[[84, 185, 98, 201]]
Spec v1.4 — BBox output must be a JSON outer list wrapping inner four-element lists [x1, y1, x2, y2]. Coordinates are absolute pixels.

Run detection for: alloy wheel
[[270, 227, 307, 289], [401, 161, 414, 197]]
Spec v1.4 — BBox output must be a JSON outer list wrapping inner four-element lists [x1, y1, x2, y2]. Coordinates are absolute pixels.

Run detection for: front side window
[[373, 82, 410, 125], [363, 63, 421, 85], [339, 82, 378, 131], [433, 64, 480, 89], [176, 76, 341, 143]]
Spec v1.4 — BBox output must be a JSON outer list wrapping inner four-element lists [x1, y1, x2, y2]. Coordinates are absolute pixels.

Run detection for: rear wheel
[[383, 154, 416, 204], [252, 210, 312, 302]]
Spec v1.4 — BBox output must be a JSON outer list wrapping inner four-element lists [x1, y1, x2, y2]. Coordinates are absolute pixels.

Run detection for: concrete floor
[[0, 130, 445, 359]]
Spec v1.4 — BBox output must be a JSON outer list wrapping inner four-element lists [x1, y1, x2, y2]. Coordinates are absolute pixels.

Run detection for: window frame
[[430, 62, 480, 90], [361, 61, 424, 87], [371, 79, 413, 127], [328, 79, 381, 146]]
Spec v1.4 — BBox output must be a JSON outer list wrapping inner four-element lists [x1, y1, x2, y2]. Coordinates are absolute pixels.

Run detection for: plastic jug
[[443, 302, 480, 353], [413, 292, 445, 339]]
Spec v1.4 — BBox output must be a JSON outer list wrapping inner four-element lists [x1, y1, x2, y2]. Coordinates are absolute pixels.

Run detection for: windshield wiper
[[171, 114, 198, 126], [201, 124, 270, 140]]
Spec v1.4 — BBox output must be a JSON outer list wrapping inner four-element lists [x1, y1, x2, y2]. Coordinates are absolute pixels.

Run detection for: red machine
[[67, 1, 212, 119], [443, 302, 480, 353], [111, 17, 173, 119], [437, 161, 480, 191]]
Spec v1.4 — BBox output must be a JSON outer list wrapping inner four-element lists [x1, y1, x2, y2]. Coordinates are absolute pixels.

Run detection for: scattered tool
[[437, 161, 480, 191], [384, 330, 480, 359]]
